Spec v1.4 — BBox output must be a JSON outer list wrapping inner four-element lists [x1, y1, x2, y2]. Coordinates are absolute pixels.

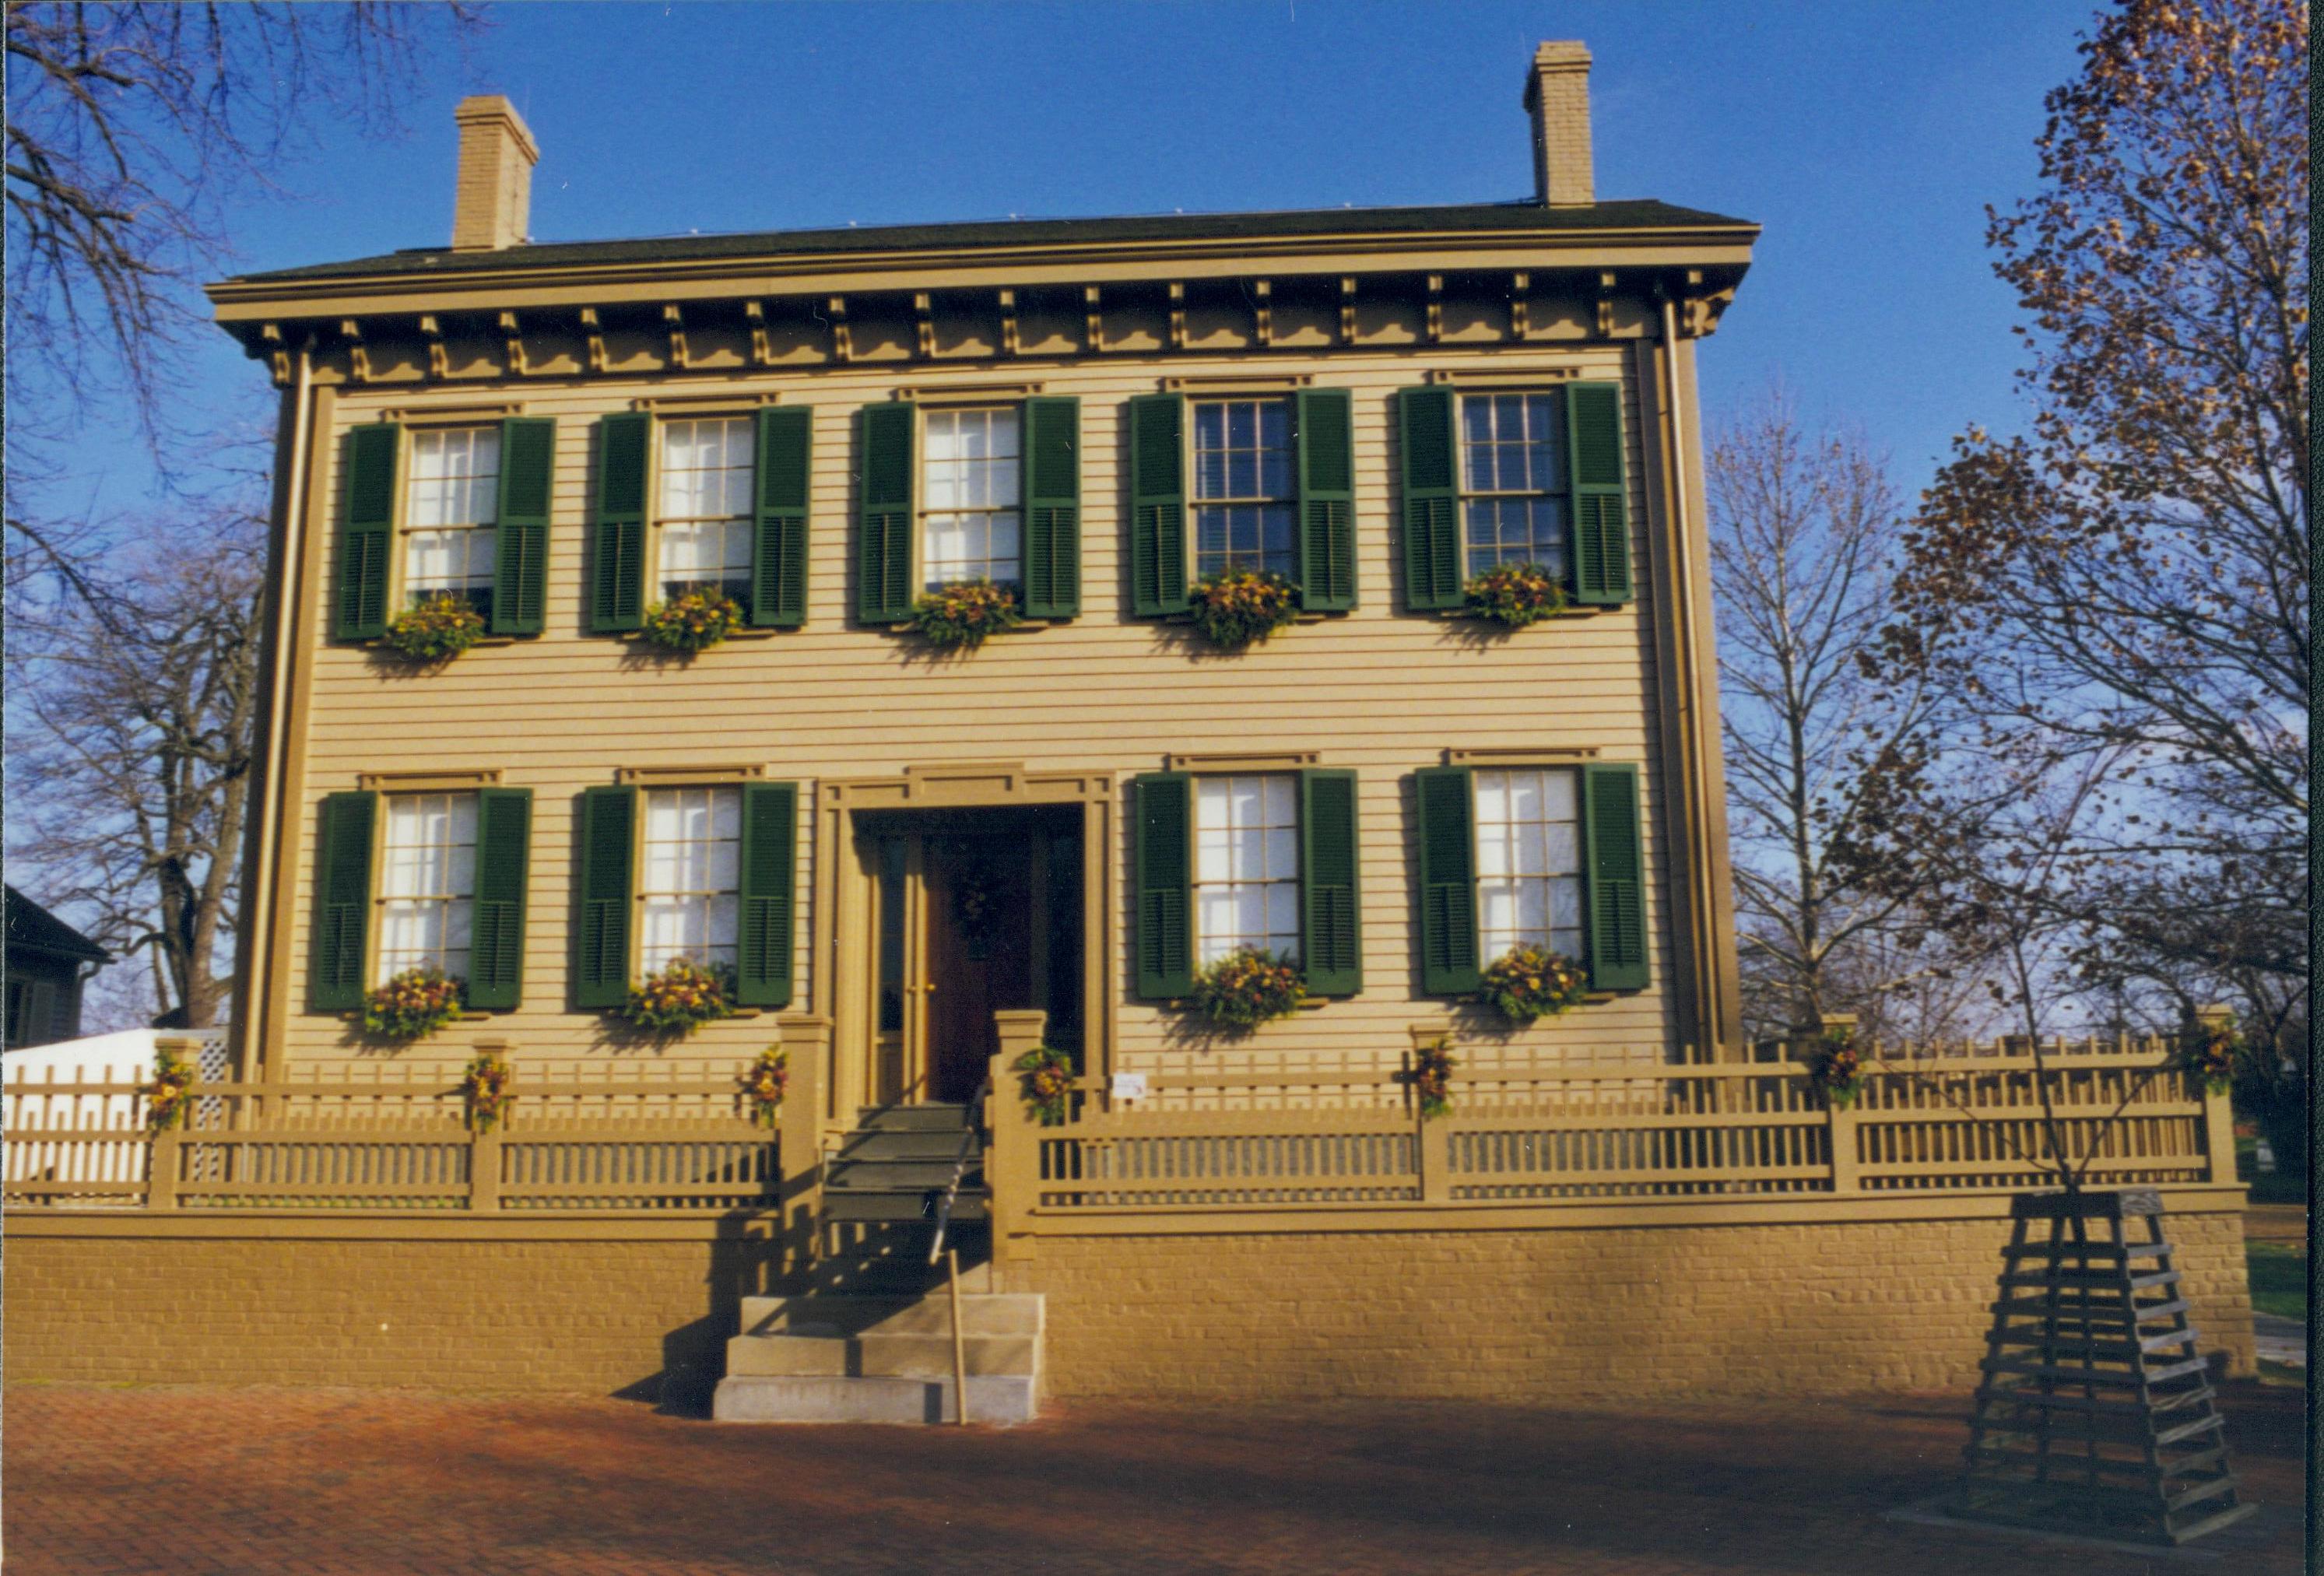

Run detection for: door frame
[[813, 763, 1115, 1135]]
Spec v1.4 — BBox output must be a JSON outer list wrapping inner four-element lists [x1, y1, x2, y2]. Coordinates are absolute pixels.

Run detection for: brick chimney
[[451, 95, 539, 251], [1522, 42, 1595, 208]]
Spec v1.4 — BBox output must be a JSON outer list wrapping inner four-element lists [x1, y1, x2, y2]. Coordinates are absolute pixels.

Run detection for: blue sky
[[68, 0, 2093, 518]]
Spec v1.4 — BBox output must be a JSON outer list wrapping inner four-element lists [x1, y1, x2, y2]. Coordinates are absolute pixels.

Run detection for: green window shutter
[[751, 406, 812, 628], [467, 788, 532, 1010], [1132, 772, 1194, 999], [1567, 381, 1633, 605], [1020, 396, 1081, 619], [735, 781, 799, 1008], [857, 402, 916, 623], [1297, 768, 1362, 996], [1582, 763, 1650, 990], [1414, 767, 1481, 994], [1398, 388, 1462, 611], [1294, 389, 1357, 612], [492, 418, 555, 636], [591, 413, 651, 633], [574, 785, 637, 1008], [1128, 393, 1188, 616], [335, 424, 398, 641], [310, 791, 377, 1012]]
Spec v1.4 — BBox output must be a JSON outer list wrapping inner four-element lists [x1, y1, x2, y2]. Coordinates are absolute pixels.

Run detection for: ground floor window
[[1473, 767, 1584, 961], [1193, 774, 1300, 964], [639, 787, 740, 974], [376, 792, 477, 984]]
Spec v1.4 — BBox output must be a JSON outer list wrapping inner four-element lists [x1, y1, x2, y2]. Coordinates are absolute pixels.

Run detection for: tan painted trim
[[1443, 746, 1601, 766], [1423, 366, 1581, 386], [357, 769, 505, 792], [1160, 372, 1315, 393], [615, 763, 768, 786], [1164, 749, 1322, 771], [628, 391, 782, 412], [3, 1210, 780, 1242], [888, 381, 1044, 405], [381, 403, 525, 424]]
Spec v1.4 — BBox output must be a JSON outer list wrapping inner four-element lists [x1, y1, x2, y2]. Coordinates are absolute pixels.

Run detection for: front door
[[922, 834, 1034, 1102]]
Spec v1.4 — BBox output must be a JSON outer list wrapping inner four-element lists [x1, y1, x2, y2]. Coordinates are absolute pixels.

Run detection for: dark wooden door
[[922, 834, 1034, 1104]]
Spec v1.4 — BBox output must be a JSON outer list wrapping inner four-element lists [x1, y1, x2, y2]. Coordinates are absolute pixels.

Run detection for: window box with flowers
[[904, 578, 1027, 651]]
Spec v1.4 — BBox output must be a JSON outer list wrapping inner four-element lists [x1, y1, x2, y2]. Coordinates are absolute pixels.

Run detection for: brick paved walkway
[[5, 1381, 2303, 1574]]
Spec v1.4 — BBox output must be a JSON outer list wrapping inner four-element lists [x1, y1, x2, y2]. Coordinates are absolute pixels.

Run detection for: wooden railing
[[984, 1016, 2236, 1244]]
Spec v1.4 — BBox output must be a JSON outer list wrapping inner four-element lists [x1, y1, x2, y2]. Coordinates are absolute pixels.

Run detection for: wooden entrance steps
[[711, 1290, 1044, 1425], [823, 1103, 988, 1226], [1955, 1188, 2256, 1546]]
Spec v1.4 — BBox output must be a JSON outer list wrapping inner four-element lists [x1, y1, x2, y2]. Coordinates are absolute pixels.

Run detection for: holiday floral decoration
[[1477, 945, 1589, 1026], [1806, 1032, 1864, 1108], [462, 1051, 514, 1134], [1189, 948, 1306, 1029], [907, 579, 1023, 650], [1410, 1037, 1456, 1120], [1186, 570, 1299, 650], [739, 1048, 789, 1128], [362, 967, 465, 1041], [1462, 563, 1568, 629], [620, 959, 735, 1037], [145, 1044, 200, 1132], [639, 589, 743, 653], [380, 593, 487, 662], [2178, 1025, 2238, 1096], [1013, 1043, 1076, 1125]]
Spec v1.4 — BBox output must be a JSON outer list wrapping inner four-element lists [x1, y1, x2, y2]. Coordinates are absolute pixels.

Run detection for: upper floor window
[[1473, 767, 1583, 963], [1460, 393, 1569, 581], [1192, 398, 1295, 581], [922, 407, 1021, 590], [638, 787, 739, 976], [377, 792, 477, 985], [404, 428, 501, 616], [1193, 774, 1300, 964], [656, 417, 754, 604]]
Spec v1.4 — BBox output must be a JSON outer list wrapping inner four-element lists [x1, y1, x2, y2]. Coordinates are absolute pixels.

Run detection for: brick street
[[4, 1381, 2303, 1574]]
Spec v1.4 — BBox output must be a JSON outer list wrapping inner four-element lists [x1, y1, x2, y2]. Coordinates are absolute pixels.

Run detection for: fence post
[[147, 1125, 181, 1211], [468, 1128, 502, 1211], [778, 1014, 832, 1269], [1409, 1023, 1452, 1203], [990, 1010, 1049, 1265], [2192, 1004, 2241, 1188], [1814, 1014, 1862, 1194]]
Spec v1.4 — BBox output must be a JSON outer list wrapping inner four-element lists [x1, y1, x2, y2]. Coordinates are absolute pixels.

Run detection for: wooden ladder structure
[[1957, 1187, 2256, 1545]]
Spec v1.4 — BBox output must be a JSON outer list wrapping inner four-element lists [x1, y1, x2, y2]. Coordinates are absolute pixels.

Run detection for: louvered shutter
[[1132, 772, 1194, 999], [1582, 763, 1649, 990], [735, 781, 798, 1008], [591, 413, 650, 632], [1414, 767, 1481, 994], [466, 788, 532, 1009], [1567, 382, 1633, 605], [335, 424, 398, 641], [857, 402, 915, 623], [574, 785, 637, 1007], [1128, 394, 1188, 616], [1294, 390, 1357, 612], [310, 792, 377, 1011], [1398, 388, 1462, 611], [751, 406, 811, 628], [1297, 769, 1362, 996], [1020, 396, 1081, 619], [492, 418, 555, 636]]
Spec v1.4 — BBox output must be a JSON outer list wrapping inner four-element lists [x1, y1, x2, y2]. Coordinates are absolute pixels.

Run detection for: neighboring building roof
[[4, 886, 111, 966], [225, 198, 1757, 286]]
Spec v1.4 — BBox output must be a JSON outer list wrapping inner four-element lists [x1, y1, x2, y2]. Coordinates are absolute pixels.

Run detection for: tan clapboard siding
[[283, 349, 1676, 1069]]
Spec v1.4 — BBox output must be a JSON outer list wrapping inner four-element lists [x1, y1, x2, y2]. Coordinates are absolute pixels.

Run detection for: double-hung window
[[1472, 768, 1585, 963], [402, 428, 502, 617], [922, 408, 1022, 591], [637, 787, 741, 976], [1192, 399, 1297, 581], [1192, 774, 1302, 964], [655, 417, 755, 605], [375, 792, 479, 985], [1459, 394, 1569, 581]]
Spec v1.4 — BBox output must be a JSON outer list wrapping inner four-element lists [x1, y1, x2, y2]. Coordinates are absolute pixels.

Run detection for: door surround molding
[[812, 764, 1116, 1130]]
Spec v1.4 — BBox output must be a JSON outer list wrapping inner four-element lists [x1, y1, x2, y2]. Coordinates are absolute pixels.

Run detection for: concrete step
[[725, 1333, 851, 1377], [855, 1104, 975, 1132], [713, 1374, 1036, 1426], [856, 1332, 1038, 1378], [827, 1157, 985, 1190], [741, 1292, 1040, 1339]]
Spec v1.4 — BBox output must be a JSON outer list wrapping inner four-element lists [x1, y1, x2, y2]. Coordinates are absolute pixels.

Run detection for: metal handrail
[[926, 1073, 992, 1266]]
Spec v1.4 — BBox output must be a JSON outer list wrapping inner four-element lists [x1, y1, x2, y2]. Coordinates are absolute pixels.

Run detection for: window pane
[[1472, 767, 1585, 960], [375, 791, 478, 984], [922, 409, 1021, 589], [1192, 772, 1301, 963], [403, 428, 500, 609], [638, 787, 742, 972]]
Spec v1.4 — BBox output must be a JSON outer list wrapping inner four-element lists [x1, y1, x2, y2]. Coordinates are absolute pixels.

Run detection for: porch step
[[835, 1128, 974, 1162], [856, 1103, 976, 1132], [723, 1332, 1038, 1379], [823, 1188, 988, 1223], [827, 1157, 985, 1191], [713, 1374, 1036, 1426], [741, 1291, 1040, 1338], [718, 1290, 1044, 1425]]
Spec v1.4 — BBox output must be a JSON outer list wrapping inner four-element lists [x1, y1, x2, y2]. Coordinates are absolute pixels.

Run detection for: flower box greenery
[[362, 967, 465, 1041], [1013, 1044, 1076, 1125], [620, 958, 735, 1037], [2178, 1025, 2237, 1096], [1806, 1032, 1864, 1108], [381, 594, 488, 662], [146, 1044, 199, 1132], [462, 1051, 514, 1134], [1187, 569, 1299, 649], [1189, 947, 1306, 1029], [640, 589, 743, 653], [1477, 945, 1589, 1025], [1410, 1036, 1456, 1120], [1462, 562, 1569, 628], [739, 1048, 789, 1128], [907, 578, 1023, 650]]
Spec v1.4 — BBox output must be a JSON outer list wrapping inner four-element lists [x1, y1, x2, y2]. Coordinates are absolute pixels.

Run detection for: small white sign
[[1110, 1072, 1149, 1102]]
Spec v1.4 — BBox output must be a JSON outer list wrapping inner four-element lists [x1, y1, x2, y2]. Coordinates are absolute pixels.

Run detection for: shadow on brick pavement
[[3, 1380, 2305, 1574]]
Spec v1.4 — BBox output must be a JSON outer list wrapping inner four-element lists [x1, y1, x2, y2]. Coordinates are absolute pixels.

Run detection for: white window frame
[[1457, 391, 1572, 582], [1473, 767, 1585, 965], [1192, 773, 1301, 966], [918, 405, 1023, 592], [637, 785, 742, 978], [399, 426, 501, 615], [1190, 396, 1297, 582], [374, 792, 479, 986], [653, 416, 757, 605]]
